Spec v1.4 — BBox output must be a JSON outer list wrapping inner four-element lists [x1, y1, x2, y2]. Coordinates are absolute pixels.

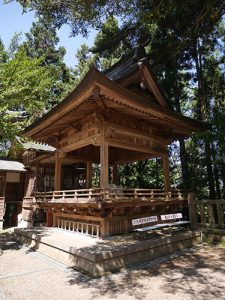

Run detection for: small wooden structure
[[21, 49, 205, 236], [0, 159, 26, 229]]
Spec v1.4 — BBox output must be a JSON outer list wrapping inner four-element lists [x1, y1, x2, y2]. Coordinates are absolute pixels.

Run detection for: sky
[[0, 1, 97, 67]]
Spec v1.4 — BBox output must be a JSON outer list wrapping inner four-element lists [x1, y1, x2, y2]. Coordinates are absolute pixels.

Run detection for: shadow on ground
[[0, 231, 22, 253], [66, 246, 225, 300], [0, 228, 50, 254]]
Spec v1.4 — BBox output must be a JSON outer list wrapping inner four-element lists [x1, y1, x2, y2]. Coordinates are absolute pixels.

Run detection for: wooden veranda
[[21, 48, 205, 237]]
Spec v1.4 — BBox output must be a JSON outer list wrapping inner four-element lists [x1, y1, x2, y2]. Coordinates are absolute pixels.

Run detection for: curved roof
[[0, 159, 26, 172]]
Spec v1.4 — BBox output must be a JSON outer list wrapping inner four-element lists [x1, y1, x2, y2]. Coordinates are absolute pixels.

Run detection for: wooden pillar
[[0, 174, 6, 230], [112, 165, 118, 185], [100, 142, 109, 189], [86, 162, 92, 188], [101, 219, 110, 237], [162, 153, 171, 191], [54, 150, 62, 191], [34, 162, 39, 192], [46, 212, 53, 227]]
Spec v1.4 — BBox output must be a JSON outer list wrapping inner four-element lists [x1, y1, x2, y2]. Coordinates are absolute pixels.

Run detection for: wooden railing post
[[217, 202, 224, 228], [188, 192, 197, 228], [208, 204, 216, 228], [200, 204, 206, 227]]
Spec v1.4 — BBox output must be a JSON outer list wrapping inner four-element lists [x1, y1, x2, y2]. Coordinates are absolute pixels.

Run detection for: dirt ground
[[0, 231, 225, 300]]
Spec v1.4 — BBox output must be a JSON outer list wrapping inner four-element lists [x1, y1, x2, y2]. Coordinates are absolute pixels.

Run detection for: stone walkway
[[1, 231, 225, 300]]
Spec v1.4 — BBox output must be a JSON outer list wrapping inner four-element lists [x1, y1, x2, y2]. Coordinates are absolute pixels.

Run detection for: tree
[[119, 159, 164, 188], [5, 0, 225, 198], [0, 46, 56, 155], [22, 17, 75, 107], [13, 0, 225, 61]]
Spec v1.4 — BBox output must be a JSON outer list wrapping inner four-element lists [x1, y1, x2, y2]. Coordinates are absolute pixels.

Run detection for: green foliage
[[0, 47, 56, 155], [119, 160, 164, 188], [0, 17, 76, 156], [73, 44, 96, 85], [22, 17, 75, 107], [13, 1, 225, 62]]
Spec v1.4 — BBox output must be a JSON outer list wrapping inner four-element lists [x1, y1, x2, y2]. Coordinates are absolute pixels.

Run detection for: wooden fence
[[57, 218, 100, 237], [188, 196, 225, 230]]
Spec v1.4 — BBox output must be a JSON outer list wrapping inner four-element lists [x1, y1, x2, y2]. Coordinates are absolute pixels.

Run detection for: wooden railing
[[57, 218, 100, 237], [194, 199, 225, 229], [33, 188, 186, 204]]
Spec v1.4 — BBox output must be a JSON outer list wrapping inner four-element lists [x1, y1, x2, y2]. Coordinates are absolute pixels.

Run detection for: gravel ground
[[1, 231, 225, 300]]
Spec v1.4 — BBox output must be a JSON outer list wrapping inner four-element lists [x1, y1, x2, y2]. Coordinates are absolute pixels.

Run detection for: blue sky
[[0, 1, 97, 67]]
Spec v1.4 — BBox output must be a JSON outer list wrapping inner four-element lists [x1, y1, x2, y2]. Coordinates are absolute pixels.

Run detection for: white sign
[[161, 213, 183, 221], [132, 216, 158, 226]]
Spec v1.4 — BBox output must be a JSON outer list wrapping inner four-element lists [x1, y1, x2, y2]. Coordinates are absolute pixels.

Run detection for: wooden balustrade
[[192, 199, 225, 229], [57, 218, 100, 237], [33, 188, 186, 204]]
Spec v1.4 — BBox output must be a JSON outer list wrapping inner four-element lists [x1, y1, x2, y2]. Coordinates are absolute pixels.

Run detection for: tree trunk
[[173, 79, 190, 191], [211, 142, 221, 199], [193, 37, 216, 199], [179, 139, 190, 191]]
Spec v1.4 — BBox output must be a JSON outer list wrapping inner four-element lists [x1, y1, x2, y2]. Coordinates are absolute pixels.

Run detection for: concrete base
[[17, 220, 33, 228], [201, 228, 225, 243], [14, 227, 201, 276], [0, 220, 3, 231]]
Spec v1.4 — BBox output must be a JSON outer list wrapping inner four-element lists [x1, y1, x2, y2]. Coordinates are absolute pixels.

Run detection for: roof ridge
[[105, 46, 147, 75]]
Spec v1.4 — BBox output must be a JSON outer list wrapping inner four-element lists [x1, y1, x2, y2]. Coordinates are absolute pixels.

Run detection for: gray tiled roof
[[105, 47, 146, 81], [0, 160, 26, 172]]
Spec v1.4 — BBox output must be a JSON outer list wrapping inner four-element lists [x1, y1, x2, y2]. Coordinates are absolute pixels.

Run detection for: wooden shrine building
[[21, 49, 205, 237], [0, 159, 26, 230]]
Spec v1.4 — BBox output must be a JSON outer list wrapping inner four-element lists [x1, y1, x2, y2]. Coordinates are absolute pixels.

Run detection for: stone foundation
[[14, 227, 201, 276]]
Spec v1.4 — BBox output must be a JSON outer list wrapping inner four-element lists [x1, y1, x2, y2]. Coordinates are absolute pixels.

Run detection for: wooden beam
[[100, 141, 109, 188], [59, 126, 98, 146], [162, 152, 171, 191], [114, 154, 153, 165], [142, 64, 168, 107], [93, 87, 107, 111], [104, 110, 176, 142], [62, 156, 92, 164], [104, 120, 169, 146], [105, 137, 166, 155], [86, 162, 92, 188], [60, 134, 100, 153], [30, 153, 54, 165], [54, 150, 62, 191]]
